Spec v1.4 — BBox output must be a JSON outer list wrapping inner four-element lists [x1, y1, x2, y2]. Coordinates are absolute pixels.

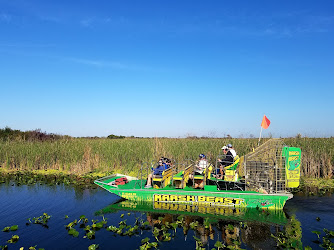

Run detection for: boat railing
[[213, 154, 241, 179], [135, 161, 155, 189], [210, 155, 245, 191], [244, 139, 287, 194]]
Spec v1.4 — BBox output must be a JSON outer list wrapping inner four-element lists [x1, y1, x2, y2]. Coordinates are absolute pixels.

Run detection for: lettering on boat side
[[153, 194, 244, 206], [154, 202, 242, 215], [120, 192, 137, 199]]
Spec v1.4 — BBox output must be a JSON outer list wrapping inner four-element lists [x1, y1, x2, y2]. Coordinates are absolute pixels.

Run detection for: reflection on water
[[97, 200, 287, 249], [100, 199, 288, 225], [0, 182, 333, 249]]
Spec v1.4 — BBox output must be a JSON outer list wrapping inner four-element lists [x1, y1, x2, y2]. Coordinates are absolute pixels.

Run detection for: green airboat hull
[[94, 174, 293, 210]]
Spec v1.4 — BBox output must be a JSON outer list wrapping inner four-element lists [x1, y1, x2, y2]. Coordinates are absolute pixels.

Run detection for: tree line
[[0, 127, 65, 141]]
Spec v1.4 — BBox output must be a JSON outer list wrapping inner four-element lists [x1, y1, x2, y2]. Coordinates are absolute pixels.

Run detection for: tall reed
[[0, 138, 333, 178]]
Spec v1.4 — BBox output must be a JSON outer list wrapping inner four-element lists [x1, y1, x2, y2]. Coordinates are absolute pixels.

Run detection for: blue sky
[[1, 0, 333, 138]]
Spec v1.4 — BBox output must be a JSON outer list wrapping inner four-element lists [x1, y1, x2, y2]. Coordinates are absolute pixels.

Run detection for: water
[[0, 183, 333, 249], [284, 192, 334, 248]]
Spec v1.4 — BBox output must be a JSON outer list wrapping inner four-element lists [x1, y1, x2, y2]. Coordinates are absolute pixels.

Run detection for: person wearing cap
[[195, 154, 208, 175], [227, 144, 237, 158], [189, 154, 208, 188], [145, 159, 165, 188], [159, 157, 171, 170], [217, 146, 234, 178]]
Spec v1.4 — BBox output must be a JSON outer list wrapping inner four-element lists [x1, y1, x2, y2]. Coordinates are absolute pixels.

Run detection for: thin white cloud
[[80, 18, 95, 28], [67, 57, 128, 69], [0, 13, 11, 22], [208, 10, 334, 38], [65, 57, 158, 72], [64, 56, 170, 73], [79, 16, 129, 28], [39, 15, 62, 24], [0, 43, 55, 48]]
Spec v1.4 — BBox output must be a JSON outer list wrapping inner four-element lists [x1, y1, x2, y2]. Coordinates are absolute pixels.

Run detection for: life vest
[[114, 177, 128, 185]]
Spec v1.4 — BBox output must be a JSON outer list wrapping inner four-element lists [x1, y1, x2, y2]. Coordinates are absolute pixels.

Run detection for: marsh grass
[[0, 138, 333, 178], [285, 138, 334, 179]]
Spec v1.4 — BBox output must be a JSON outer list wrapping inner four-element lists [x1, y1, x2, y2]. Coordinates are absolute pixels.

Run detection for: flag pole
[[258, 126, 263, 146]]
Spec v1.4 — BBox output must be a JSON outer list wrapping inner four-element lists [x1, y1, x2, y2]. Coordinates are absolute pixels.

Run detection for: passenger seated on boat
[[227, 144, 237, 158], [189, 154, 208, 177], [189, 154, 208, 188], [223, 155, 240, 182], [161, 157, 172, 169], [216, 146, 234, 179], [145, 160, 165, 188]]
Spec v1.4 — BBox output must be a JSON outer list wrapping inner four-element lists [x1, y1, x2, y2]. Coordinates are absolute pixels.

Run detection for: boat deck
[[96, 175, 258, 194]]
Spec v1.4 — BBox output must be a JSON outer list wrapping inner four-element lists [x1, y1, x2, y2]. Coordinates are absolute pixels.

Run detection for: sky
[[0, 0, 333, 138]]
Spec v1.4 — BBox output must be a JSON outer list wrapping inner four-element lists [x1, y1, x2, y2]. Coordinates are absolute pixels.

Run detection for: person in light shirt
[[195, 154, 208, 175], [189, 154, 208, 188], [227, 144, 237, 158]]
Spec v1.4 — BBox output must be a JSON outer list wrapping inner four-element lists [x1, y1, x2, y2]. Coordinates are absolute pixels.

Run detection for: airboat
[[94, 139, 301, 210]]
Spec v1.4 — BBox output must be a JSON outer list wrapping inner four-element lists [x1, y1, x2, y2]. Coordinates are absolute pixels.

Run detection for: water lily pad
[[141, 237, 150, 244], [10, 225, 18, 231], [88, 244, 99, 250], [93, 222, 104, 229], [7, 235, 19, 243], [68, 228, 79, 237], [86, 230, 95, 239]]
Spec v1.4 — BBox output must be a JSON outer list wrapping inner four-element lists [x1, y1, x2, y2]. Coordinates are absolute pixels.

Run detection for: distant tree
[[0, 127, 63, 141], [0, 126, 22, 140], [186, 136, 199, 139], [107, 134, 125, 139]]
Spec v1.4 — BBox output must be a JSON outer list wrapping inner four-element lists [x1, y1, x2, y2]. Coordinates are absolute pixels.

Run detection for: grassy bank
[[0, 138, 333, 179]]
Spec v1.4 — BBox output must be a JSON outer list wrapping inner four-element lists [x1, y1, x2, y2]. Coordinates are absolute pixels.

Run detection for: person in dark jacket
[[217, 146, 234, 178], [161, 157, 172, 170], [145, 160, 165, 188]]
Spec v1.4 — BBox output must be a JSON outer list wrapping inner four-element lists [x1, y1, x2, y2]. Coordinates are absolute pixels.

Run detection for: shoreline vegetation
[[0, 127, 333, 189]]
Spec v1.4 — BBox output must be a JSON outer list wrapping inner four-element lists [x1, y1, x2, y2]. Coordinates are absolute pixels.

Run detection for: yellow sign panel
[[286, 149, 301, 188]]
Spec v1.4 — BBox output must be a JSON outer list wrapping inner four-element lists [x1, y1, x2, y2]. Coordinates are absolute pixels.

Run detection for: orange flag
[[261, 115, 270, 129]]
